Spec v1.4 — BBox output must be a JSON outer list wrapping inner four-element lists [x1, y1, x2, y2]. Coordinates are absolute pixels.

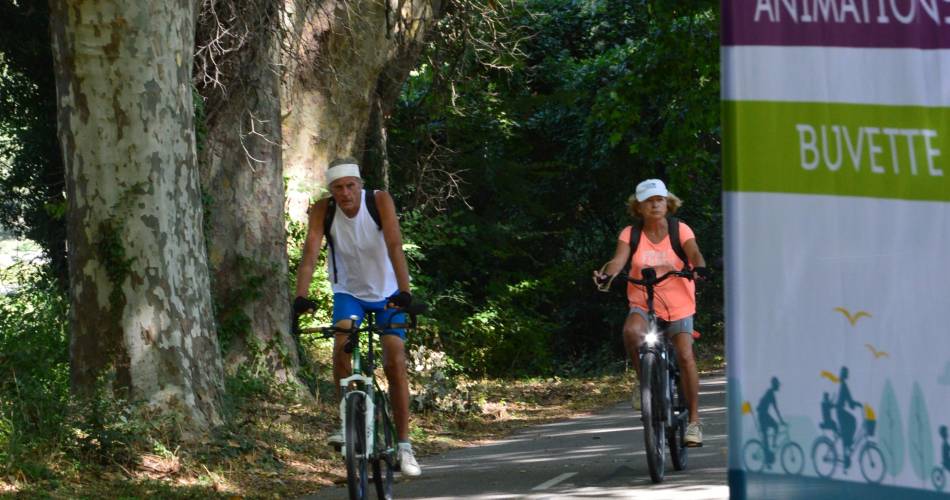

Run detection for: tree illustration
[[907, 382, 935, 483], [878, 379, 904, 477]]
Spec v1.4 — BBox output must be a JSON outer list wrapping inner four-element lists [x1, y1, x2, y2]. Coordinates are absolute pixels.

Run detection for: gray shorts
[[628, 308, 694, 344]]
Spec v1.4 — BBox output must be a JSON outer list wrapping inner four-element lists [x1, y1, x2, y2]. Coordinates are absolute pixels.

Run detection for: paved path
[[311, 373, 728, 499]]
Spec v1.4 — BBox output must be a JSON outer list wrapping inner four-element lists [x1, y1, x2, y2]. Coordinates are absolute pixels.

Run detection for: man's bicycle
[[742, 421, 805, 475], [603, 267, 694, 483], [297, 303, 425, 500]]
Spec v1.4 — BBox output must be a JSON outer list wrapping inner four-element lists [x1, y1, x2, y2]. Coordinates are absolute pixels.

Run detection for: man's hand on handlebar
[[293, 296, 318, 316], [387, 290, 412, 309]]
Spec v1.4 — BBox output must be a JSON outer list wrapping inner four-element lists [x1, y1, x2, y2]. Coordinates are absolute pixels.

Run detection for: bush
[[0, 264, 69, 477]]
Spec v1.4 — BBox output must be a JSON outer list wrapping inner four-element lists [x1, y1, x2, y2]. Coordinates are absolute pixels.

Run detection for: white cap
[[635, 178, 668, 202], [326, 163, 361, 186]]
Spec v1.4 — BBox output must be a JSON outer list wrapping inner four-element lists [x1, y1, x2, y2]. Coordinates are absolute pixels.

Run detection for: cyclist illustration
[[933, 425, 949, 491], [741, 377, 804, 475], [811, 366, 886, 483], [756, 377, 786, 465], [836, 366, 861, 468]]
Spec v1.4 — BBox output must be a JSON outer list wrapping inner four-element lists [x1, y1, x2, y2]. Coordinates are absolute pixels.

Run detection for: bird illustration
[[820, 370, 840, 383], [865, 343, 889, 359], [834, 306, 871, 326]]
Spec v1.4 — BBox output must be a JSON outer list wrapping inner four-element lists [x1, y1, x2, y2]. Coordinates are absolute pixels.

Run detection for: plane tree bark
[[50, 0, 224, 431]]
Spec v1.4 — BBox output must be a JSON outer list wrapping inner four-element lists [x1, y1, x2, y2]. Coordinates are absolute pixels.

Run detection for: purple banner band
[[723, 0, 950, 48]]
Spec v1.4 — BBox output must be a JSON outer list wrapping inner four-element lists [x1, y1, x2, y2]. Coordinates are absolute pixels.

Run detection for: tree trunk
[[50, 0, 224, 432], [282, 0, 442, 220], [195, 0, 298, 381]]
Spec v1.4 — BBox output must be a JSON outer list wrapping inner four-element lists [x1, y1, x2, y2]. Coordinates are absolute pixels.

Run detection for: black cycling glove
[[387, 291, 412, 309], [293, 296, 318, 316]]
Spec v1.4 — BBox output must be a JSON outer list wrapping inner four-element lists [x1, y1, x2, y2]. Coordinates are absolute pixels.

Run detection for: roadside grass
[[1, 324, 725, 498]]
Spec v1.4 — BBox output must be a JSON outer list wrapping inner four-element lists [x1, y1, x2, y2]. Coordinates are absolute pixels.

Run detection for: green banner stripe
[[723, 101, 950, 202]]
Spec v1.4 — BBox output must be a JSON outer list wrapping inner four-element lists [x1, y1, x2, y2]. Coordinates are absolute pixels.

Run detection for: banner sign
[[723, 1, 950, 498]]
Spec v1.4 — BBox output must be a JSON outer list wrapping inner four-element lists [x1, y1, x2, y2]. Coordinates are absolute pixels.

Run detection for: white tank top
[[328, 190, 399, 302]]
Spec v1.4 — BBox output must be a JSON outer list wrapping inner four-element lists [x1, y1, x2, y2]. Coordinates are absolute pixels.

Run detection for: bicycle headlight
[[644, 331, 659, 346]]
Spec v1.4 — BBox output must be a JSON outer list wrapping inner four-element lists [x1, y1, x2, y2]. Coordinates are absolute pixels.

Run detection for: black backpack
[[323, 189, 383, 283], [627, 215, 690, 269]]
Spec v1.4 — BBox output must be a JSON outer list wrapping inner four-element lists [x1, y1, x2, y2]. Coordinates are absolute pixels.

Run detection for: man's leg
[[381, 334, 421, 476], [381, 335, 410, 442]]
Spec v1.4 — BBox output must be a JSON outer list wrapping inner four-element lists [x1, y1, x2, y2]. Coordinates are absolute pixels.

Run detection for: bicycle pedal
[[686, 442, 704, 448], [332, 443, 342, 452]]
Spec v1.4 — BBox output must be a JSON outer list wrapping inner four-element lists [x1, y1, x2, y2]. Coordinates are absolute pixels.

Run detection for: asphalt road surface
[[311, 372, 728, 499]]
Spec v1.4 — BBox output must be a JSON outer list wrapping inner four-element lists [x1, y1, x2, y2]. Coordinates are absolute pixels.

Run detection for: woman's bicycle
[[601, 267, 695, 483], [810, 404, 886, 484], [296, 303, 425, 500], [742, 422, 805, 475]]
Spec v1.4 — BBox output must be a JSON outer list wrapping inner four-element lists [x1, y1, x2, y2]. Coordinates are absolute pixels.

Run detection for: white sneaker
[[685, 421, 703, 447], [328, 432, 343, 447], [396, 444, 421, 477]]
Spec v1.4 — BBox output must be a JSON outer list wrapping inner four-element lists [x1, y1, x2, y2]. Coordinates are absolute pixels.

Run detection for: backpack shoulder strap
[[627, 220, 643, 258], [667, 216, 690, 268], [364, 189, 383, 230], [323, 197, 338, 283]]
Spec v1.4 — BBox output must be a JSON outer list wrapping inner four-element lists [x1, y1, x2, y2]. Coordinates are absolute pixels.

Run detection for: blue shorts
[[332, 293, 407, 340]]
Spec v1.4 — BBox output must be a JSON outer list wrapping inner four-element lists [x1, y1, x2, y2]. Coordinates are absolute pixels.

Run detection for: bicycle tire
[[811, 436, 838, 478], [668, 374, 688, 471], [781, 442, 805, 475], [742, 440, 767, 473], [641, 351, 666, 483], [933, 466, 946, 492], [372, 395, 395, 500], [858, 442, 886, 484], [346, 393, 369, 500]]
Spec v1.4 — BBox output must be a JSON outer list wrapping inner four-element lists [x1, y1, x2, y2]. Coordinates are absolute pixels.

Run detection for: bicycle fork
[[339, 374, 375, 459]]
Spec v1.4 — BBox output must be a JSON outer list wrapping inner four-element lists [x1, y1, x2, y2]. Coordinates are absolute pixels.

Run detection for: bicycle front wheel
[[641, 351, 666, 483], [668, 372, 688, 471], [372, 395, 395, 500], [781, 442, 805, 475], [811, 436, 838, 478], [858, 443, 886, 484], [346, 393, 369, 500]]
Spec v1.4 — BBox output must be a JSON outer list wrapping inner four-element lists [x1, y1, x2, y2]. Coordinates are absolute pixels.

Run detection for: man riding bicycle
[[293, 158, 421, 477], [756, 377, 787, 465], [594, 179, 709, 446]]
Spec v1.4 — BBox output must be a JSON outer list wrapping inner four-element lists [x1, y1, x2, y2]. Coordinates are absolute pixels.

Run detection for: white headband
[[326, 163, 361, 186]]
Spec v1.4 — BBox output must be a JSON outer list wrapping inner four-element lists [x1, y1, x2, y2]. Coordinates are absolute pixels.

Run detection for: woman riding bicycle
[[594, 179, 709, 446]]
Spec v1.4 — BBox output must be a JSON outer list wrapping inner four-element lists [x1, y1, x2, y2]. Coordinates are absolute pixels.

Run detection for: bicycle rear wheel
[[742, 440, 767, 473], [372, 395, 395, 500], [346, 393, 369, 500], [641, 351, 666, 483], [811, 436, 838, 478], [668, 372, 688, 471]]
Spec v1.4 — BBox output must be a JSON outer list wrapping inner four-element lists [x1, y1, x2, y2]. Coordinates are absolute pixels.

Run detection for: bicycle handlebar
[[294, 302, 429, 341], [597, 267, 693, 292]]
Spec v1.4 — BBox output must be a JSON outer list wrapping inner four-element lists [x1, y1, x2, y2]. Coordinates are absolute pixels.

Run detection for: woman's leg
[[622, 311, 648, 377], [672, 332, 700, 424]]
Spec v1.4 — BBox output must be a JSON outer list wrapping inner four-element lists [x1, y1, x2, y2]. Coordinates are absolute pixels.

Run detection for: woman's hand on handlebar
[[593, 269, 614, 291]]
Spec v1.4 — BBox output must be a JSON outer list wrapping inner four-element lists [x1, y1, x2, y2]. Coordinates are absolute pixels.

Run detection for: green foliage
[[0, 1, 68, 285], [388, 0, 722, 376], [0, 265, 69, 478]]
